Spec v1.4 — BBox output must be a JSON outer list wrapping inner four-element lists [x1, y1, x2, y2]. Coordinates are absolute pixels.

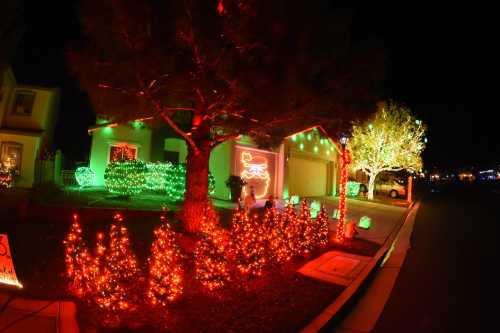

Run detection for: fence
[[61, 170, 77, 186]]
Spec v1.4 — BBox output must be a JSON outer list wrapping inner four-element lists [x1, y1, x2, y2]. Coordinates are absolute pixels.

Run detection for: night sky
[[11, 1, 489, 171]]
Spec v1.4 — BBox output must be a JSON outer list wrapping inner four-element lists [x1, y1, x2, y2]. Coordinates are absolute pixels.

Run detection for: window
[[12, 90, 36, 115], [164, 150, 180, 164], [109, 144, 137, 162], [1, 142, 23, 173]]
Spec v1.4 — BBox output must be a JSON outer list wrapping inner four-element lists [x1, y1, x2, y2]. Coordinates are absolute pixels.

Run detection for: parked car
[[359, 177, 407, 198]]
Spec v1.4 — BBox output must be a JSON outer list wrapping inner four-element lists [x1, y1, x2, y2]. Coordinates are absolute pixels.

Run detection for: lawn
[[0, 188, 381, 332]]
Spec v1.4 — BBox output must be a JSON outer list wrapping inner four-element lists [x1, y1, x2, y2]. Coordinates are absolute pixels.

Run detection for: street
[[370, 183, 493, 333]]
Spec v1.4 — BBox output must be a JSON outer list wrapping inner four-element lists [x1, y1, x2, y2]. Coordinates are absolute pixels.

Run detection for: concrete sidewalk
[[299, 200, 418, 333], [0, 294, 78, 333]]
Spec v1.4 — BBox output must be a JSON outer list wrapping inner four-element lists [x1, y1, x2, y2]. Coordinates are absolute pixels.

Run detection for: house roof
[[285, 125, 341, 153], [0, 127, 44, 137], [87, 116, 155, 134]]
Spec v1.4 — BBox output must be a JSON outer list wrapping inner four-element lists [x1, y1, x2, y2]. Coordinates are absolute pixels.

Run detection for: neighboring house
[[88, 118, 341, 201], [0, 67, 60, 187]]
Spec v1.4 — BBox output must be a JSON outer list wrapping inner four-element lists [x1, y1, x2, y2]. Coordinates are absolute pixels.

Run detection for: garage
[[288, 157, 328, 197]]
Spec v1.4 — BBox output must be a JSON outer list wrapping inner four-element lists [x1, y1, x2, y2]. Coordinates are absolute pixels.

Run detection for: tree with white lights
[[348, 101, 426, 200]]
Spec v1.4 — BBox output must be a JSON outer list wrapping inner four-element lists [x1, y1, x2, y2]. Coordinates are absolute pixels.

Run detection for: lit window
[[1, 142, 23, 173], [109, 144, 137, 162], [12, 90, 35, 115]]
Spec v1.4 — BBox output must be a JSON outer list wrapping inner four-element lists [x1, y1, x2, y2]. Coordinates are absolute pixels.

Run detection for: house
[[88, 117, 341, 201], [0, 67, 60, 187]]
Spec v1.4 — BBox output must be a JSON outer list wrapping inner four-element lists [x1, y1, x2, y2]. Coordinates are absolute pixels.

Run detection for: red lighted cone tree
[[95, 214, 139, 313], [64, 214, 92, 297], [264, 207, 291, 264], [297, 200, 315, 255], [230, 209, 267, 277], [281, 203, 299, 257], [315, 205, 330, 248], [194, 204, 231, 291], [147, 216, 184, 306], [89, 231, 106, 299]]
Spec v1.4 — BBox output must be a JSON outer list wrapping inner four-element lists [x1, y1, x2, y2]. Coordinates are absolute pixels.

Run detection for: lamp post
[[335, 134, 349, 244]]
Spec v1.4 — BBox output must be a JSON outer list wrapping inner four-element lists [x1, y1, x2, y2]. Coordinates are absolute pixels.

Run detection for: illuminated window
[[109, 143, 137, 162], [12, 90, 35, 116], [1, 142, 22, 173]]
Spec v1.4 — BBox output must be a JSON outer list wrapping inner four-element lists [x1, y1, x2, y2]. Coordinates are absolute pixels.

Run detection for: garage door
[[289, 158, 327, 197]]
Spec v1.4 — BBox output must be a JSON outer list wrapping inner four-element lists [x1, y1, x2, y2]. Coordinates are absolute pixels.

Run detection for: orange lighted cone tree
[[95, 213, 139, 313], [88, 231, 106, 299], [147, 216, 184, 306], [230, 208, 267, 277], [264, 207, 291, 264], [315, 205, 329, 248], [280, 203, 299, 257], [64, 213, 92, 297], [297, 200, 314, 255], [194, 204, 231, 291]]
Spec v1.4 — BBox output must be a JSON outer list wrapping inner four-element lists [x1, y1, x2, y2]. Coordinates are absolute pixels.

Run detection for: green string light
[[104, 160, 147, 195], [75, 167, 95, 187], [346, 181, 361, 197], [104, 160, 215, 199]]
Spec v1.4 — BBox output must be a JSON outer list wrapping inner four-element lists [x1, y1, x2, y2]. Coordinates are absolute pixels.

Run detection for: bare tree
[[69, 0, 384, 232]]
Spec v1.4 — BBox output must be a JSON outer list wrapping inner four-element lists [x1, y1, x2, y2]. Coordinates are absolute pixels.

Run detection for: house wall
[[0, 132, 40, 187], [1, 71, 59, 188], [89, 124, 152, 186], [165, 138, 187, 163], [2, 86, 58, 133], [0, 68, 16, 126], [283, 127, 340, 198], [209, 140, 232, 200]]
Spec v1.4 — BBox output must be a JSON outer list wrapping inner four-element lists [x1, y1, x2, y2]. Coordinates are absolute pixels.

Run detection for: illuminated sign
[[239, 150, 272, 199], [0, 234, 23, 288]]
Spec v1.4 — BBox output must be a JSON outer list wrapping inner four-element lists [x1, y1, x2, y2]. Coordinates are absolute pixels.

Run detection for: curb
[[300, 200, 418, 333]]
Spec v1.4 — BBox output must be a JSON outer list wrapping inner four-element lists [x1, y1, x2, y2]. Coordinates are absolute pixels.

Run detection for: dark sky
[[11, 1, 489, 171]]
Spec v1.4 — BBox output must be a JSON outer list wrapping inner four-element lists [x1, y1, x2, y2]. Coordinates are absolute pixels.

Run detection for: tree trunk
[[367, 173, 377, 200], [183, 140, 211, 233]]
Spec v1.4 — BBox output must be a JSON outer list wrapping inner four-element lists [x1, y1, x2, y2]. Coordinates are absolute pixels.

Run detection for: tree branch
[[153, 103, 199, 153]]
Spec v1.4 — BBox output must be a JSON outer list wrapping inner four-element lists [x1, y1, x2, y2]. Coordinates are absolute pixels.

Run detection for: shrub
[[104, 160, 147, 195]]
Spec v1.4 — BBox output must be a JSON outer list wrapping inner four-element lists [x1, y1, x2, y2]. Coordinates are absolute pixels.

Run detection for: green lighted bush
[[106, 161, 216, 200], [104, 160, 147, 195], [346, 181, 361, 197], [164, 164, 216, 201], [145, 162, 173, 192], [75, 167, 95, 187]]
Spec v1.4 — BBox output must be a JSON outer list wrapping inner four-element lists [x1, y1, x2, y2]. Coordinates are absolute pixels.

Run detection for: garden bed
[[1, 196, 380, 332]]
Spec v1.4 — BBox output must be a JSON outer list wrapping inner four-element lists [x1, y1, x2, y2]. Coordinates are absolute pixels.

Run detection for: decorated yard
[[0, 190, 382, 332]]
